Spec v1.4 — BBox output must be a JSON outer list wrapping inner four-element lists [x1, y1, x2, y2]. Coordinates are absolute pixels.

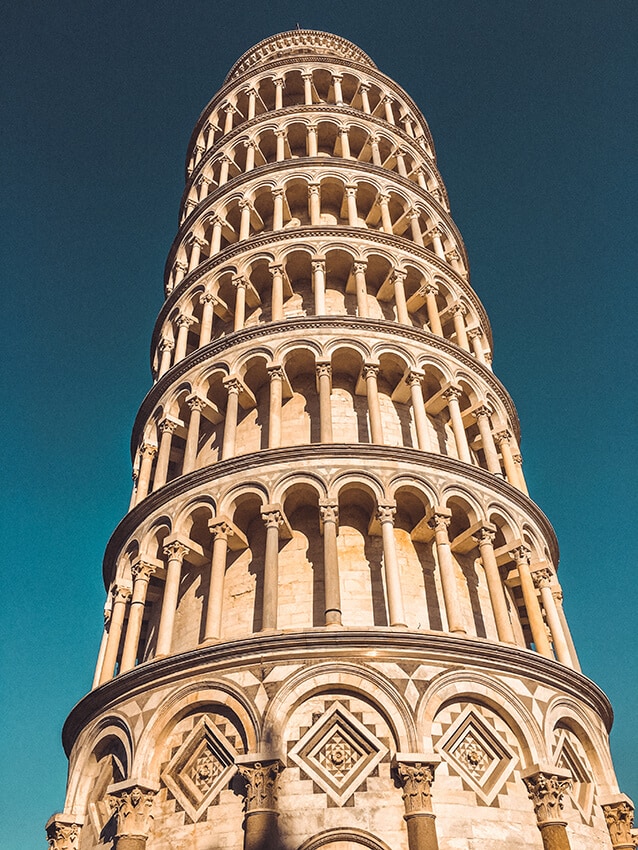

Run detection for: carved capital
[[319, 499, 339, 525], [473, 404, 493, 419], [427, 506, 452, 534], [308, 182, 321, 196], [493, 429, 512, 446], [531, 567, 553, 589], [509, 544, 532, 566], [163, 540, 189, 562], [523, 770, 571, 825], [224, 376, 242, 395], [467, 326, 483, 340], [158, 337, 175, 352], [111, 585, 131, 605], [392, 268, 407, 285], [175, 313, 195, 329], [377, 503, 397, 524], [159, 418, 178, 435], [267, 364, 284, 381], [315, 362, 332, 380], [395, 761, 436, 814], [261, 508, 284, 531], [131, 560, 156, 584], [419, 282, 439, 297], [363, 363, 379, 380], [449, 301, 467, 316], [377, 192, 390, 205], [473, 524, 497, 546], [109, 784, 157, 838], [209, 518, 234, 540], [186, 393, 206, 412], [442, 385, 463, 402], [445, 249, 461, 262], [46, 816, 82, 850], [311, 258, 325, 273], [139, 442, 158, 460], [269, 262, 284, 276], [602, 798, 635, 847], [199, 290, 218, 305], [427, 225, 444, 239], [272, 187, 285, 199], [345, 184, 358, 198], [406, 371, 424, 388], [237, 759, 284, 812], [353, 260, 368, 275]]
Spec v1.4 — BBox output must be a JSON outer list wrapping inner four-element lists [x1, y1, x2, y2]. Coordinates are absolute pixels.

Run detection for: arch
[[297, 829, 394, 850], [66, 713, 133, 812]]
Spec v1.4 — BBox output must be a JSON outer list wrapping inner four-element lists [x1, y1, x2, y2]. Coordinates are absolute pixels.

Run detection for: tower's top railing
[[224, 29, 377, 83]]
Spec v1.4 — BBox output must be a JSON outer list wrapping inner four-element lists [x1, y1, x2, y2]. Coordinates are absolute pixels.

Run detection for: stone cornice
[[187, 56, 436, 170], [167, 158, 466, 278], [61, 628, 613, 756], [108, 445, 555, 585], [158, 229, 490, 352], [139, 317, 511, 451], [185, 103, 447, 208]]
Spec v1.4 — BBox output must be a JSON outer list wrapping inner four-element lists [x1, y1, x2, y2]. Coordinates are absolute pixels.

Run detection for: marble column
[[261, 506, 284, 631], [450, 303, 470, 351], [239, 200, 252, 241], [273, 77, 284, 110], [359, 82, 371, 113], [311, 257, 326, 314], [267, 365, 284, 449], [407, 372, 430, 451], [316, 362, 333, 443], [392, 268, 410, 324], [427, 226, 445, 259], [552, 588, 581, 671], [199, 291, 218, 346], [377, 503, 407, 627], [244, 140, 256, 171], [332, 73, 344, 104], [233, 276, 249, 331], [119, 561, 156, 673], [363, 364, 384, 444], [203, 518, 234, 643], [272, 188, 284, 230], [394, 756, 441, 850], [157, 338, 174, 377], [183, 394, 205, 474], [522, 767, 573, 850], [269, 263, 284, 321], [156, 539, 190, 657], [443, 386, 471, 463], [409, 210, 425, 246], [353, 260, 368, 317], [472, 525, 516, 644], [531, 568, 573, 666], [152, 418, 177, 490], [345, 184, 359, 226], [473, 405, 502, 474], [173, 313, 195, 362], [308, 182, 321, 225], [602, 796, 636, 850], [319, 500, 341, 626], [378, 193, 393, 233], [302, 73, 313, 105], [467, 326, 487, 364], [222, 377, 242, 460], [98, 585, 131, 685], [494, 430, 520, 489], [237, 758, 284, 850], [510, 546, 553, 658], [135, 443, 157, 503], [422, 284, 443, 336], [338, 126, 351, 158], [427, 507, 465, 634], [307, 122, 318, 156]]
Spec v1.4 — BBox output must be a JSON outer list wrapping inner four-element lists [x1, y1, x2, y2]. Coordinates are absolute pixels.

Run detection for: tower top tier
[[225, 29, 377, 83]]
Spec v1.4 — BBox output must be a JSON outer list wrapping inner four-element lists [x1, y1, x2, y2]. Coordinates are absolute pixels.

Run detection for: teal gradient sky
[[1, 3, 636, 847]]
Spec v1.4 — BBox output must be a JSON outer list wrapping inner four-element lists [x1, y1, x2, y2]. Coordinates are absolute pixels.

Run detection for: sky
[[1, 2, 636, 847]]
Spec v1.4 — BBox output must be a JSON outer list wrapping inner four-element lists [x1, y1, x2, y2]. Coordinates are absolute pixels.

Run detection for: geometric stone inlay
[[554, 730, 594, 820], [437, 706, 518, 804], [162, 716, 238, 822], [289, 701, 388, 805]]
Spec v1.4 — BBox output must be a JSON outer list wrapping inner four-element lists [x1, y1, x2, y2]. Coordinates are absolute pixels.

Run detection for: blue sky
[[1, 2, 636, 847]]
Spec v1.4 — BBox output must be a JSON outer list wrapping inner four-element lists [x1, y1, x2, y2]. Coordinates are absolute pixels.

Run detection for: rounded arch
[[417, 669, 546, 766], [172, 495, 217, 537], [66, 713, 133, 812], [297, 829, 394, 850], [218, 481, 270, 517], [272, 471, 328, 504], [262, 661, 417, 753], [329, 470, 385, 503]]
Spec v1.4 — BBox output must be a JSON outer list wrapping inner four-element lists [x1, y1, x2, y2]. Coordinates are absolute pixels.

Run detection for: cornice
[[166, 158, 467, 279], [62, 628, 613, 755], [106, 444, 556, 585], [187, 56, 436, 169], [159, 228, 490, 351], [139, 316, 512, 451]]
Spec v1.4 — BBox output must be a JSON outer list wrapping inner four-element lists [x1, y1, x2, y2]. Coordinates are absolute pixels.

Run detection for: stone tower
[[48, 30, 634, 850]]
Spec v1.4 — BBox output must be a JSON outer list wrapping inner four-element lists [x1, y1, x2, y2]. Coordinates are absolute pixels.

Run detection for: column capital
[[426, 505, 452, 531], [493, 428, 512, 445], [159, 417, 178, 435], [363, 362, 380, 379], [473, 403, 493, 419], [221, 100, 236, 114], [392, 754, 441, 815], [268, 262, 284, 275], [208, 516, 235, 540], [175, 312, 195, 328], [267, 364, 284, 381], [427, 225, 444, 239], [316, 361, 332, 379], [199, 290, 218, 305], [261, 506, 284, 530], [449, 300, 467, 316], [139, 442, 158, 459], [131, 560, 157, 583], [531, 567, 554, 589], [163, 538, 190, 562], [407, 206, 421, 221], [237, 198, 253, 211], [187, 234, 208, 249], [186, 393, 206, 412], [406, 370, 425, 387], [236, 757, 284, 813], [377, 503, 397, 524], [442, 384, 463, 402], [602, 795, 635, 847], [111, 584, 132, 605], [158, 336, 175, 352], [175, 258, 189, 272], [509, 544, 532, 565], [391, 267, 407, 284], [359, 80, 371, 92], [45, 814, 83, 850], [377, 191, 390, 204], [522, 766, 572, 825], [467, 326, 483, 340], [345, 183, 358, 197], [419, 282, 439, 297], [552, 587, 564, 603], [272, 186, 285, 199], [308, 182, 321, 196], [242, 138, 256, 150], [319, 499, 339, 525], [311, 256, 325, 271], [472, 522, 497, 546], [223, 376, 242, 395], [232, 273, 248, 289], [352, 260, 368, 275], [272, 75, 286, 87], [512, 452, 524, 465], [107, 780, 159, 839], [274, 127, 287, 139], [445, 248, 461, 262]]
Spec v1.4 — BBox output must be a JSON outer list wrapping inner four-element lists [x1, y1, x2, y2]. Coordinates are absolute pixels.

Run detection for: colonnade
[[188, 66, 431, 175], [169, 179, 465, 292], [96, 498, 577, 688]]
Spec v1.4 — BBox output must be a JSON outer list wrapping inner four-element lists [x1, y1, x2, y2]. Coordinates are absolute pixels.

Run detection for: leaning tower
[[48, 30, 635, 850]]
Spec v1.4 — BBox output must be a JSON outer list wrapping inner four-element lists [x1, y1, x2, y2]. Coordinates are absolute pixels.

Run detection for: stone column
[[173, 258, 188, 287], [445, 248, 464, 275], [319, 500, 341, 626], [108, 782, 158, 850], [383, 94, 395, 123], [174, 313, 195, 362], [522, 767, 573, 850], [392, 268, 410, 324], [377, 503, 407, 627], [393, 756, 441, 850], [267, 365, 284, 449], [92, 606, 111, 688], [209, 214, 224, 252], [409, 210, 425, 246], [222, 377, 242, 459], [345, 184, 359, 226], [246, 86, 257, 119], [332, 73, 344, 104], [199, 291, 218, 346], [602, 795, 636, 850], [395, 147, 408, 176], [135, 443, 157, 503], [275, 129, 286, 162], [422, 284, 443, 336], [244, 140, 256, 172], [427, 226, 445, 259], [237, 758, 284, 850], [512, 450, 530, 494], [197, 174, 212, 201], [302, 72, 313, 105], [183, 394, 205, 474], [203, 518, 233, 643], [450, 303, 470, 351], [218, 155, 231, 187], [363, 364, 384, 444], [427, 507, 466, 634], [187, 236, 206, 272], [473, 405, 502, 474], [552, 588, 581, 671], [307, 122, 318, 156], [272, 188, 284, 230], [472, 525, 516, 644], [378, 193, 393, 233], [359, 82, 371, 113], [119, 561, 156, 673], [308, 182, 321, 225], [370, 133, 382, 166], [223, 101, 235, 133], [273, 77, 285, 109], [531, 568, 573, 666], [156, 539, 190, 657], [269, 263, 284, 321], [152, 418, 177, 490], [407, 372, 431, 451], [45, 814, 83, 850], [443, 386, 471, 463], [353, 260, 369, 317], [338, 126, 351, 158], [311, 257, 326, 314], [494, 430, 520, 489], [239, 200, 252, 241], [233, 275, 249, 331], [261, 506, 284, 631], [510, 546, 553, 658], [316, 362, 333, 443], [467, 326, 487, 363], [98, 585, 131, 685], [157, 338, 174, 377]]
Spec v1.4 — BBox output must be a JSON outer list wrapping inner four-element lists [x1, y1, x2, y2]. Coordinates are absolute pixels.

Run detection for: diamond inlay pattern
[[452, 731, 494, 780]]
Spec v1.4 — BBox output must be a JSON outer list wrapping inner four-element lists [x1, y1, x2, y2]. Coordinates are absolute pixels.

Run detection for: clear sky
[[1, 2, 636, 847]]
